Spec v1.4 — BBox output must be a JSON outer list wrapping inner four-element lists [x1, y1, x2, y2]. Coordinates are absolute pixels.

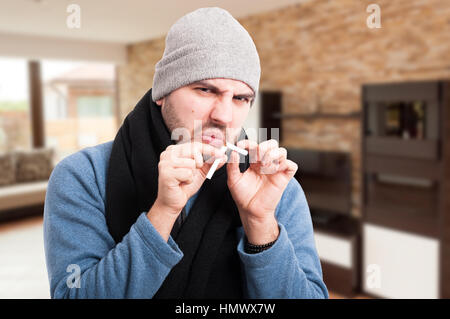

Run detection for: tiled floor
[[0, 215, 366, 299]]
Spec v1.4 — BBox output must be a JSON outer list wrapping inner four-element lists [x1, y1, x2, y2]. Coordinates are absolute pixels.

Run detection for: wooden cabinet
[[313, 217, 360, 296], [361, 80, 450, 298]]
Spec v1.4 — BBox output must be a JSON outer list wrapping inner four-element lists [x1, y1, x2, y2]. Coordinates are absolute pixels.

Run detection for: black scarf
[[105, 88, 249, 298]]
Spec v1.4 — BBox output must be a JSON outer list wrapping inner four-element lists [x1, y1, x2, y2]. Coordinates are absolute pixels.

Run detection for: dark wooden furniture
[[313, 216, 360, 297], [259, 91, 282, 142], [361, 80, 450, 298], [287, 148, 359, 296]]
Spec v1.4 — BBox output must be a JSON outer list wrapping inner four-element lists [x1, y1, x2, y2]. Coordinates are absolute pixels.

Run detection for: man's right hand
[[153, 141, 228, 217]]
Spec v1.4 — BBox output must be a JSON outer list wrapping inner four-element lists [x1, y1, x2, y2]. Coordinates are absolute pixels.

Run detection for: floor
[[0, 215, 50, 298], [0, 215, 368, 299]]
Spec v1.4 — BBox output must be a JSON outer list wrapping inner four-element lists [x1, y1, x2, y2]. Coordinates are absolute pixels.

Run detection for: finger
[[278, 159, 298, 177], [172, 142, 225, 167], [192, 149, 204, 168], [262, 147, 287, 167], [259, 147, 285, 175], [171, 157, 196, 169], [175, 142, 199, 160], [226, 150, 242, 184], [160, 144, 176, 161], [186, 143, 204, 168], [162, 144, 202, 168], [258, 139, 278, 164], [236, 139, 258, 163], [193, 141, 226, 158], [187, 141, 226, 165], [171, 167, 194, 183]]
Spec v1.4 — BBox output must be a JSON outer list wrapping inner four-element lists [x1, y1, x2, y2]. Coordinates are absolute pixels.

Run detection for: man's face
[[156, 78, 255, 148]]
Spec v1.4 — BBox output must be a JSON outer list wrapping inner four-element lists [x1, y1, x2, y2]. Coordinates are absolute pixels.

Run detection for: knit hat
[[151, 7, 261, 102]]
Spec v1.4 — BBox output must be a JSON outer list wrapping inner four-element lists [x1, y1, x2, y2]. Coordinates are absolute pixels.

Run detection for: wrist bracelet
[[244, 237, 277, 254]]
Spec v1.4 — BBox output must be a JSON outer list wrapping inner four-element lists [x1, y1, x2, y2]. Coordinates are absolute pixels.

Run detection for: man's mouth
[[201, 130, 225, 147]]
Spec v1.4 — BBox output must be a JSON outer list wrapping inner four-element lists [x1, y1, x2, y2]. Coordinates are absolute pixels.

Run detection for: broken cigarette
[[206, 145, 228, 179], [226, 142, 248, 156], [206, 143, 248, 179]]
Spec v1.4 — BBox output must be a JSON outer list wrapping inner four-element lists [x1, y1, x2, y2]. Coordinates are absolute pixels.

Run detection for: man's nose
[[210, 97, 233, 125]]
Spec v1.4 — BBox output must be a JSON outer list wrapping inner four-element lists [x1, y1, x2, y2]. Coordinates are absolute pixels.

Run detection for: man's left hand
[[226, 139, 298, 245]]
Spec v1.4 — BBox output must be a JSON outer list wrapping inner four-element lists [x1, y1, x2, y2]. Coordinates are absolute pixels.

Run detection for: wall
[[117, 0, 450, 217], [0, 32, 126, 64]]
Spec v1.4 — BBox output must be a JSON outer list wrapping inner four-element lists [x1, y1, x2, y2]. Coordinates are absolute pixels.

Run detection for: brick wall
[[117, 0, 450, 217]]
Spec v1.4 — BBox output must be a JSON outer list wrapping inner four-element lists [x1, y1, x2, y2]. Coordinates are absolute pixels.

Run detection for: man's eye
[[196, 87, 211, 93], [235, 97, 250, 103]]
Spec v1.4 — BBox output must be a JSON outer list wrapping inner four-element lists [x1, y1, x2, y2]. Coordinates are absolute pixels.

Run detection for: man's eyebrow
[[192, 80, 255, 100]]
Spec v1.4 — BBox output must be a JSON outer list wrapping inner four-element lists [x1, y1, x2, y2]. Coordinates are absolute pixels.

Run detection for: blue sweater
[[43, 141, 328, 299]]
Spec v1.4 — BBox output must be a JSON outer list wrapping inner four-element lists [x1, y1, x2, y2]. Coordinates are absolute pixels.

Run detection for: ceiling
[[0, 0, 308, 44]]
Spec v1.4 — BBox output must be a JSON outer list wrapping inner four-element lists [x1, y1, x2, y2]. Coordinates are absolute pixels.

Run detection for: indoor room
[[0, 0, 449, 300]]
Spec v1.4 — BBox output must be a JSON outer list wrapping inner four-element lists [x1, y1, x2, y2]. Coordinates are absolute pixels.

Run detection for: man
[[44, 7, 328, 299]]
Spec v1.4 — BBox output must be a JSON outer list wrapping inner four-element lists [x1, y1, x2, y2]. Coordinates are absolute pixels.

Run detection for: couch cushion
[[0, 152, 16, 186], [15, 148, 54, 183], [0, 181, 48, 211]]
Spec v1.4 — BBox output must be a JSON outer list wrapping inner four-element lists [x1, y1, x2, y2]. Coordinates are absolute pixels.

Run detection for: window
[[0, 59, 118, 163], [41, 61, 118, 162], [77, 96, 113, 118], [0, 58, 31, 152]]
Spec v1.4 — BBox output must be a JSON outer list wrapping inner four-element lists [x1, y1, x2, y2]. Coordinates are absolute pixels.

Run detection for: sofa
[[0, 148, 54, 213]]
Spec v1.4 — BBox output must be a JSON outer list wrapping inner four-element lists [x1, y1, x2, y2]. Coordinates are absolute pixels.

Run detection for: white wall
[[0, 32, 126, 64]]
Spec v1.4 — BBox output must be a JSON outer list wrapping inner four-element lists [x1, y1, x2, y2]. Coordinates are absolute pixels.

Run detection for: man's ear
[[156, 98, 163, 106]]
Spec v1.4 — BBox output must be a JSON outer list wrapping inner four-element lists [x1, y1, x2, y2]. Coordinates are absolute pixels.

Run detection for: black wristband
[[244, 237, 277, 254]]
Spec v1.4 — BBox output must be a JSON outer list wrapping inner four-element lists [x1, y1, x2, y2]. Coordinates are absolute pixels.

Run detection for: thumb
[[226, 150, 242, 184]]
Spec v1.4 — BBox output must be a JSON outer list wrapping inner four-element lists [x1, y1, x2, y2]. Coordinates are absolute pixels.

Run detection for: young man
[[44, 7, 328, 299]]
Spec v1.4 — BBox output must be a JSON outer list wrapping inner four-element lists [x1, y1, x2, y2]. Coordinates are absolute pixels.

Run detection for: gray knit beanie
[[151, 7, 261, 102]]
